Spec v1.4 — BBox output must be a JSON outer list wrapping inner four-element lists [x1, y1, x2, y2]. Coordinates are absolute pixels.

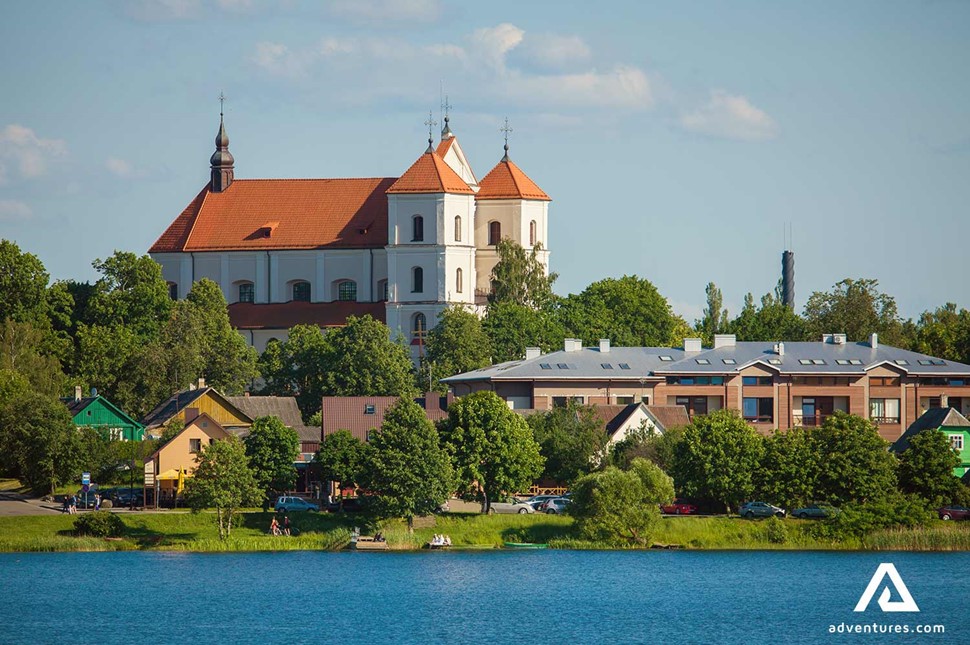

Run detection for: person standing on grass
[[283, 515, 291, 536]]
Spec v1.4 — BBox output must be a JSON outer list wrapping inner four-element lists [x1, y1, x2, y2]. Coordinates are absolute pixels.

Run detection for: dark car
[[739, 501, 785, 518], [938, 506, 970, 521], [108, 488, 144, 507], [327, 497, 367, 513], [792, 505, 833, 519], [661, 499, 698, 515]]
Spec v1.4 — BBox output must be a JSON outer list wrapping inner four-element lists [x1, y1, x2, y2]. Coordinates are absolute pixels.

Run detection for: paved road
[[0, 492, 64, 516]]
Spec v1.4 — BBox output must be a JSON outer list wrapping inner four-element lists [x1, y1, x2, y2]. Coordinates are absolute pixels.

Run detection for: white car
[[541, 498, 571, 515], [489, 499, 536, 514]]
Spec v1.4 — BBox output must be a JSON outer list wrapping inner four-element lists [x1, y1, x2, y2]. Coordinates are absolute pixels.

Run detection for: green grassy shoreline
[[1, 512, 968, 553]]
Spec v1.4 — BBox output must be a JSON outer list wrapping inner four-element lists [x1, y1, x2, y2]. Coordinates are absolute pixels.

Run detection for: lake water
[[1, 550, 967, 644]]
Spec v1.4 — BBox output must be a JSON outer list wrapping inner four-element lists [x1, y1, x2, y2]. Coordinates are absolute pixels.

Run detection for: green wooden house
[[893, 407, 970, 478], [62, 388, 145, 441]]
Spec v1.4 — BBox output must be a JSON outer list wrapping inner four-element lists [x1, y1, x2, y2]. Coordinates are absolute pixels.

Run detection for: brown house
[[322, 393, 454, 441]]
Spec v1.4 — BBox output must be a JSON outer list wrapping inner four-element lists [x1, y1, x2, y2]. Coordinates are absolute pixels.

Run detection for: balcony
[[792, 413, 834, 427], [870, 416, 901, 425], [743, 415, 774, 424]]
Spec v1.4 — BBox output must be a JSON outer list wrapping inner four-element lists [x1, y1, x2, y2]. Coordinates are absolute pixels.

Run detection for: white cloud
[[0, 124, 67, 183], [105, 157, 135, 178], [0, 200, 32, 222], [679, 90, 778, 141], [325, 0, 441, 24], [251, 24, 652, 113]]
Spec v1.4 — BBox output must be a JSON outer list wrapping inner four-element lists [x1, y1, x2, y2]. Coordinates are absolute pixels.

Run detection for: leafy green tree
[[316, 429, 368, 504], [245, 416, 300, 498], [570, 459, 672, 546], [558, 276, 679, 347], [0, 239, 50, 325], [729, 291, 808, 342], [360, 398, 453, 530], [0, 388, 86, 494], [258, 325, 330, 415], [803, 278, 903, 344], [810, 412, 897, 505], [320, 315, 416, 400], [184, 436, 261, 539], [438, 391, 544, 512], [913, 303, 970, 365], [672, 409, 764, 512], [489, 239, 557, 309], [756, 427, 817, 510], [87, 252, 172, 340], [421, 305, 492, 392], [482, 301, 565, 363], [609, 424, 685, 472], [527, 402, 607, 483], [897, 430, 960, 506], [0, 318, 66, 397], [697, 282, 729, 345]]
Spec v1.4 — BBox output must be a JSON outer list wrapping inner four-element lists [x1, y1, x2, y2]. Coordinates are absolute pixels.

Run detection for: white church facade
[[149, 113, 551, 357]]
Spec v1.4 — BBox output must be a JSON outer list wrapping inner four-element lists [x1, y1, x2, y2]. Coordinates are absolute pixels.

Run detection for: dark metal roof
[[892, 407, 970, 453]]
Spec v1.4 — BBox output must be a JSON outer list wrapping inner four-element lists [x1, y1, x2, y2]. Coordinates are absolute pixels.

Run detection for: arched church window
[[238, 282, 254, 303], [167, 282, 178, 300], [529, 220, 537, 246], [292, 281, 311, 302], [456, 268, 463, 293], [412, 267, 423, 293], [488, 221, 501, 246], [337, 280, 357, 302], [412, 215, 424, 242], [454, 215, 462, 242]]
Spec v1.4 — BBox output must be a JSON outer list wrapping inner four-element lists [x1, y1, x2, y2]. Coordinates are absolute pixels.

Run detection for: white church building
[[149, 112, 551, 357]]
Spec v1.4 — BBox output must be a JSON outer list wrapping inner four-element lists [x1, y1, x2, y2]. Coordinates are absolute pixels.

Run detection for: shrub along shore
[[1, 511, 968, 553]]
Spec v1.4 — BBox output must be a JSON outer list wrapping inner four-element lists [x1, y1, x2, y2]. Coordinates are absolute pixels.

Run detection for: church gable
[[436, 136, 478, 188]]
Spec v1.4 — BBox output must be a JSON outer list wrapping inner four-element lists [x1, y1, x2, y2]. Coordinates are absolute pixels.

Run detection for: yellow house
[[146, 412, 231, 504], [141, 379, 253, 437]]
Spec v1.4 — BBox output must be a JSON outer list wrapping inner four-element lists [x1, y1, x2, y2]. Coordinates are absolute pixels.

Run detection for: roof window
[[836, 359, 850, 366], [539, 363, 552, 370], [894, 359, 909, 366], [722, 359, 737, 365], [364, 404, 375, 415], [918, 360, 932, 366], [798, 359, 813, 365], [812, 359, 826, 365], [931, 359, 946, 366], [557, 363, 569, 369], [619, 363, 631, 370], [659, 355, 673, 361], [696, 359, 711, 365], [849, 359, 863, 365], [767, 358, 782, 365], [601, 363, 613, 369]]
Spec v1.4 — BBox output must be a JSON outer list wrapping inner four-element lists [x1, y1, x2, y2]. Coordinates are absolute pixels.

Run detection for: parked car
[[326, 497, 367, 513], [661, 499, 698, 515], [938, 505, 970, 521], [541, 498, 571, 515], [524, 495, 560, 511], [792, 505, 833, 519], [74, 491, 100, 509], [106, 488, 144, 507], [489, 498, 536, 514], [739, 501, 785, 518], [274, 496, 319, 512]]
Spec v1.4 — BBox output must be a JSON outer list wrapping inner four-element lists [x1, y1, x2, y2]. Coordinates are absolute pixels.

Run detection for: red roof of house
[[477, 159, 550, 201], [322, 394, 453, 441], [228, 301, 386, 330], [386, 151, 475, 195], [149, 178, 396, 253]]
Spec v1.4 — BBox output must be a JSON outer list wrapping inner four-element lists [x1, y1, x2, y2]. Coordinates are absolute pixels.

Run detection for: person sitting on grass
[[270, 517, 281, 536]]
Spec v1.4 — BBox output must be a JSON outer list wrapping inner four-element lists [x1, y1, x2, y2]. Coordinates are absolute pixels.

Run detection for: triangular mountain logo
[[854, 563, 920, 612]]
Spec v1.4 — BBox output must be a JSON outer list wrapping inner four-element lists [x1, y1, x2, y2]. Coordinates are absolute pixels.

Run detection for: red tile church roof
[[386, 151, 475, 195], [149, 178, 396, 253], [477, 159, 551, 201]]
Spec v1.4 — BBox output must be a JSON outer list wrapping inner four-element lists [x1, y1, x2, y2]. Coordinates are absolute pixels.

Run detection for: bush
[[809, 494, 933, 541], [73, 511, 125, 538], [763, 516, 788, 544]]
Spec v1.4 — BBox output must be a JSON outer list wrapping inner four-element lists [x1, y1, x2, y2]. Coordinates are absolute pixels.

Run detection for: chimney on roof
[[424, 392, 440, 411], [941, 394, 949, 409], [823, 333, 847, 345], [525, 347, 541, 360], [869, 332, 879, 349], [197, 377, 206, 389], [74, 385, 82, 402], [185, 407, 200, 423], [599, 339, 611, 353], [774, 342, 785, 356], [683, 338, 702, 353], [714, 334, 736, 349], [564, 338, 582, 352]]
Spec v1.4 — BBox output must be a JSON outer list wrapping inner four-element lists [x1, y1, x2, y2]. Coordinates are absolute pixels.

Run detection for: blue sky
[[1, 0, 968, 322]]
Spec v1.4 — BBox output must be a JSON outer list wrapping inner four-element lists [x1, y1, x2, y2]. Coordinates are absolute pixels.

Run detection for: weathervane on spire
[[500, 117, 513, 161], [219, 92, 227, 119], [440, 95, 453, 138], [424, 111, 437, 152]]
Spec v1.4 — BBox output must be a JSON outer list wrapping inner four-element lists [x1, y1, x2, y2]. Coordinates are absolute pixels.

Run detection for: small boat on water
[[503, 542, 548, 549]]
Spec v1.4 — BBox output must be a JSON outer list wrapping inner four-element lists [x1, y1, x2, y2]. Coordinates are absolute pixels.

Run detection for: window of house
[[619, 363, 631, 370], [836, 359, 850, 366], [529, 220, 537, 246], [456, 268, 463, 293], [488, 221, 501, 245], [539, 363, 552, 370], [659, 356, 673, 361], [454, 215, 462, 241], [895, 359, 909, 366], [364, 404, 376, 415], [869, 377, 900, 387], [798, 359, 813, 365], [556, 363, 569, 369], [869, 398, 900, 424], [412, 267, 423, 293], [412, 215, 424, 241], [768, 358, 782, 365], [723, 359, 737, 365], [552, 396, 584, 408], [412, 313, 427, 340], [238, 282, 254, 303], [189, 438, 202, 453], [950, 434, 964, 451], [168, 282, 178, 300], [337, 281, 357, 302], [601, 363, 613, 369], [109, 428, 124, 441], [743, 397, 773, 423], [742, 376, 772, 386], [379, 280, 389, 301], [676, 396, 709, 416], [292, 281, 310, 302], [616, 396, 634, 405]]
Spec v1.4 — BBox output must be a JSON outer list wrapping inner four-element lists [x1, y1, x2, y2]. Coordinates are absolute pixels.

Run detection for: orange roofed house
[[149, 110, 552, 358]]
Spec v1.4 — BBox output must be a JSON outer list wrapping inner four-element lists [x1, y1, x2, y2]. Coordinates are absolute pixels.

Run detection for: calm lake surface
[[1, 550, 967, 644]]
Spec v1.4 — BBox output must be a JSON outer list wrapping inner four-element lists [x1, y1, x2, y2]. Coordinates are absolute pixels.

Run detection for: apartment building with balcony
[[442, 334, 970, 441]]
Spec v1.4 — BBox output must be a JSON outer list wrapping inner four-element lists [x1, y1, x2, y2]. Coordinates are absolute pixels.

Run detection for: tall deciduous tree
[[810, 412, 897, 505], [672, 409, 764, 512], [913, 303, 970, 366], [320, 315, 416, 400], [558, 275, 679, 347], [897, 430, 960, 507], [245, 416, 300, 498], [756, 427, 817, 510], [316, 429, 368, 506], [0, 318, 66, 397], [697, 282, 729, 345], [803, 278, 903, 344], [438, 391, 544, 512], [361, 398, 453, 530], [421, 305, 492, 392], [258, 325, 330, 415], [729, 291, 808, 342], [184, 436, 261, 539], [0, 239, 50, 325], [527, 402, 607, 483], [489, 239, 556, 309], [482, 301, 565, 363], [87, 252, 172, 340]]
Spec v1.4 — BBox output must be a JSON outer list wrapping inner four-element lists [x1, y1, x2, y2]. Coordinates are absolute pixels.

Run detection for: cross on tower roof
[[440, 95, 453, 138], [219, 92, 227, 118], [424, 111, 437, 152], [500, 117, 513, 161]]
